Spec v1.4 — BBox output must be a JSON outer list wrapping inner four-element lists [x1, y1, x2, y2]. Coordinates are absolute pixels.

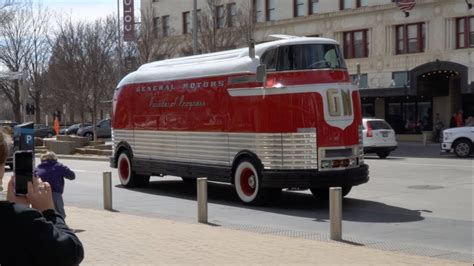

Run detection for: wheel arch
[[231, 150, 263, 184], [453, 137, 473, 145], [114, 141, 133, 166]]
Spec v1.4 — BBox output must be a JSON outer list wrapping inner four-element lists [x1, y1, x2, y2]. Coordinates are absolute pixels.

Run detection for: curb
[[34, 153, 109, 162]]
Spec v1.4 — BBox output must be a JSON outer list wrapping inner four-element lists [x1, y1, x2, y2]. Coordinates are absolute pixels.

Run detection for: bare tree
[[0, 0, 17, 26], [122, 8, 178, 69], [182, 0, 252, 55], [24, 3, 51, 123], [46, 17, 118, 140], [0, 3, 32, 122]]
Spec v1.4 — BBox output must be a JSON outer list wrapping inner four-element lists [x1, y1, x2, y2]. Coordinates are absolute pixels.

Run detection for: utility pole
[[192, 0, 198, 55]]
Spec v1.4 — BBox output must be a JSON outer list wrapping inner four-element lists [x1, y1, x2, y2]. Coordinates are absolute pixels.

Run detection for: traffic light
[[25, 103, 35, 115]]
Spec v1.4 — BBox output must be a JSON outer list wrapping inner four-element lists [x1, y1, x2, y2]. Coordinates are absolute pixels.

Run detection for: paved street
[[8, 141, 472, 263]]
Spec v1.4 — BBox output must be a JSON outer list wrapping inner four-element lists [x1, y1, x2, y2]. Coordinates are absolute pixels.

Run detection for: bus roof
[[118, 37, 339, 88]]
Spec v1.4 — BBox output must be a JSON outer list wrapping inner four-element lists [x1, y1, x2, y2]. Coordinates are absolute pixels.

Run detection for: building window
[[356, 0, 368, 7], [227, 3, 237, 27], [456, 16, 474, 49], [294, 0, 306, 17], [340, 0, 352, 10], [266, 0, 276, 21], [309, 0, 319, 15], [254, 0, 264, 22], [162, 15, 170, 37], [392, 71, 409, 87], [343, 30, 369, 59], [216, 5, 225, 28], [183, 12, 191, 34], [351, 74, 368, 88], [395, 23, 425, 54]]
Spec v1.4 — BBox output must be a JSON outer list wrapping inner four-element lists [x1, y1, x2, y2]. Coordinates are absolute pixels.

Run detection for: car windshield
[[368, 120, 392, 130]]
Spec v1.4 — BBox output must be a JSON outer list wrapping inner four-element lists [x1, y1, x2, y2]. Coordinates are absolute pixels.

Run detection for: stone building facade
[[141, 0, 473, 139]]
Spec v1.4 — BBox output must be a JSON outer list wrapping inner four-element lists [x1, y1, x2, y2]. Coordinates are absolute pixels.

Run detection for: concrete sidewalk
[[66, 206, 463, 265]]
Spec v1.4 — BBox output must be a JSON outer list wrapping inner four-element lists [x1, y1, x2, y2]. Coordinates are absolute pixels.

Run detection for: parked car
[[77, 119, 111, 140], [59, 123, 91, 135], [441, 126, 474, 158], [0, 120, 18, 129], [362, 118, 398, 158], [34, 124, 55, 138]]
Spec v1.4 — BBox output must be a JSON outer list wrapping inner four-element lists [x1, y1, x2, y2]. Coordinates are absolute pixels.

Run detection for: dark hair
[[0, 132, 8, 165]]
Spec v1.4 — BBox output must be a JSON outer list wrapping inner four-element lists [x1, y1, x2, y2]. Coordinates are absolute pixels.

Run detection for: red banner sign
[[123, 0, 135, 42]]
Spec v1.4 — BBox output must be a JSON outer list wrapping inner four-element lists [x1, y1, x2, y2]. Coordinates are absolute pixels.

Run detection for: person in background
[[0, 132, 84, 265], [35, 151, 76, 219], [449, 113, 456, 128], [465, 116, 474, 126], [432, 113, 444, 143], [455, 110, 464, 127]]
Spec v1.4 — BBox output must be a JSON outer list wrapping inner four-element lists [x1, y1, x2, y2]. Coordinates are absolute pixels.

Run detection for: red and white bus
[[110, 36, 369, 204]]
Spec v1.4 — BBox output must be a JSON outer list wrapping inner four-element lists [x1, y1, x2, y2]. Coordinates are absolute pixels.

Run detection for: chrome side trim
[[113, 129, 318, 170]]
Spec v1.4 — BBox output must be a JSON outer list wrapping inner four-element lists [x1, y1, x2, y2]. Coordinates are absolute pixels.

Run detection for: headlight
[[321, 160, 331, 169], [443, 132, 453, 141]]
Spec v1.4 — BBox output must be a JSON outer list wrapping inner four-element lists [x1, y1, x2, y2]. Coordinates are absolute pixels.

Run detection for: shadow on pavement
[[117, 180, 425, 224]]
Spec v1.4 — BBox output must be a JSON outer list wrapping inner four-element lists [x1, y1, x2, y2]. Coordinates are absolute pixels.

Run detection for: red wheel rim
[[240, 168, 256, 197], [119, 157, 129, 182]]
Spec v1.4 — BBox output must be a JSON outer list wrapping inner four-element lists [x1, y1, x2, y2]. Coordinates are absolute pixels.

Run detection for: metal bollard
[[330, 187, 342, 241], [197, 177, 208, 223], [103, 172, 113, 211]]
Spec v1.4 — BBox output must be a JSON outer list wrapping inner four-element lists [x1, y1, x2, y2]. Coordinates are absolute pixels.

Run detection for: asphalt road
[[17, 144, 473, 262]]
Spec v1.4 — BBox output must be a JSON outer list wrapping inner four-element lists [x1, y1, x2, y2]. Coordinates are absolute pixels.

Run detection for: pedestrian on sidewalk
[[455, 110, 464, 127], [449, 113, 456, 128], [35, 151, 76, 219], [432, 113, 444, 143], [0, 132, 84, 265]]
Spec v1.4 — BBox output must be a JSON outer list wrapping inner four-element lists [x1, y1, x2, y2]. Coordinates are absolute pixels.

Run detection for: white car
[[362, 118, 398, 158], [441, 126, 474, 158]]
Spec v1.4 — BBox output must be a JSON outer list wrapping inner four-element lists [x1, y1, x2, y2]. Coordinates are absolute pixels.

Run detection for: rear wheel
[[453, 139, 472, 158], [117, 151, 150, 187], [234, 158, 271, 205], [310, 186, 352, 200], [376, 151, 390, 159]]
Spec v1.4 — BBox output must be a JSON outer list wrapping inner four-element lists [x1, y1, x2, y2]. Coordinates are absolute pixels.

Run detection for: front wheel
[[310, 186, 352, 200], [84, 132, 94, 141], [117, 151, 150, 187], [453, 139, 472, 158], [234, 159, 270, 205]]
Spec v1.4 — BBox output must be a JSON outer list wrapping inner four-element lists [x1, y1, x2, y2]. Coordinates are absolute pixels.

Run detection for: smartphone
[[13, 150, 34, 195]]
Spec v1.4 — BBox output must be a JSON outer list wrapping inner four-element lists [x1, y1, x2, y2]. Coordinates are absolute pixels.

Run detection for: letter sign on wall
[[123, 0, 135, 42]]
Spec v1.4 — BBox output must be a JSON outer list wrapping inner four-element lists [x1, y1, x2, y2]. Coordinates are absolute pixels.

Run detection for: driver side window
[[260, 48, 277, 71]]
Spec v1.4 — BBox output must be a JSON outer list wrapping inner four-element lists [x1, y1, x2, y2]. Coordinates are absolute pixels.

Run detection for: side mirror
[[256, 64, 266, 84]]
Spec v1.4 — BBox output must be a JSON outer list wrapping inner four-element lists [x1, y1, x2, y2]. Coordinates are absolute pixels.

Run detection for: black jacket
[[0, 201, 84, 266]]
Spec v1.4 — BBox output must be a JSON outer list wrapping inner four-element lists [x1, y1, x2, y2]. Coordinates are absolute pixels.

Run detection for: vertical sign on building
[[123, 0, 135, 42]]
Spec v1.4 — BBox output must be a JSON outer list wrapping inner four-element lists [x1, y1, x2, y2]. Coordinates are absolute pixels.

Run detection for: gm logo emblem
[[326, 88, 353, 117]]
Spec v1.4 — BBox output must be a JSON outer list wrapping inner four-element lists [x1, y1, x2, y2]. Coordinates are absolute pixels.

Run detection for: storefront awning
[[359, 87, 409, 98]]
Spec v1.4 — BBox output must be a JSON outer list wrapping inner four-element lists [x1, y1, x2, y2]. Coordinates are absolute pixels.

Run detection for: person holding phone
[[35, 151, 76, 219], [0, 132, 84, 265]]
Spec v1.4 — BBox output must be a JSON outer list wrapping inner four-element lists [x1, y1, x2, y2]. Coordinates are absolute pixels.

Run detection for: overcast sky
[[40, 0, 140, 22]]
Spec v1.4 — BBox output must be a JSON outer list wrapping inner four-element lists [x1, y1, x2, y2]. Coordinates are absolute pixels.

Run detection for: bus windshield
[[276, 44, 347, 71]]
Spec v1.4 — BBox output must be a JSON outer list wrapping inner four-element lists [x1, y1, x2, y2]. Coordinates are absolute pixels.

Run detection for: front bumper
[[262, 164, 369, 189], [440, 142, 452, 153]]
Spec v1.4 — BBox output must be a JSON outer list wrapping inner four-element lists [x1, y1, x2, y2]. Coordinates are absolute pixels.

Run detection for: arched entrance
[[408, 60, 471, 131]]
